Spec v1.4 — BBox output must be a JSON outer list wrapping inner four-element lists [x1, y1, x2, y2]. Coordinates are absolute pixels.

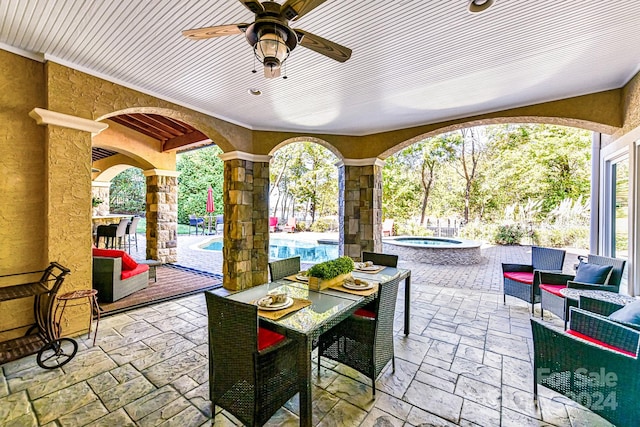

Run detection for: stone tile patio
[[1, 234, 613, 426]]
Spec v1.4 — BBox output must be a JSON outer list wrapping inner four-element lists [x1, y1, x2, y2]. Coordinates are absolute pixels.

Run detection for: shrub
[[537, 225, 589, 248], [494, 224, 525, 245], [310, 217, 337, 232], [295, 221, 307, 232], [394, 221, 434, 237], [308, 256, 354, 279], [459, 220, 496, 242]]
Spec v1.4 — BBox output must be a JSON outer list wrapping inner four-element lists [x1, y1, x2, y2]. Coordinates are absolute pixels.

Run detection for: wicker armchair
[[205, 292, 299, 427], [539, 255, 626, 321], [317, 275, 401, 396], [502, 246, 566, 313], [531, 308, 640, 427], [268, 256, 300, 281], [362, 251, 398, 267]]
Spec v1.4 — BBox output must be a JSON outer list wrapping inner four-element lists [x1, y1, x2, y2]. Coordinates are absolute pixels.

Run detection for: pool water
[[202, 238, 339, 263]]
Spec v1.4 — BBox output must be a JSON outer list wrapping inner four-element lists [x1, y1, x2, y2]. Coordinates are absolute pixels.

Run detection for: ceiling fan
[[182, 0, 352, 78]]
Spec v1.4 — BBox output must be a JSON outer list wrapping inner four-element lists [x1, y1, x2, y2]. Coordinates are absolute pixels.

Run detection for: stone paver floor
[[1, 235, 612, 426]]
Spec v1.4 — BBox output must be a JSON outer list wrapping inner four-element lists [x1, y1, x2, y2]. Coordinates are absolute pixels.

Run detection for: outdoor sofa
[[92, 248, 149, 302]]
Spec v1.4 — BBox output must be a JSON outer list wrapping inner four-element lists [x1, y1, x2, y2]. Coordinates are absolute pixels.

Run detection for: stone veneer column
[[339, 158, 384, 261], [144, 169, 179, 263], [219, 151, 271, 291]]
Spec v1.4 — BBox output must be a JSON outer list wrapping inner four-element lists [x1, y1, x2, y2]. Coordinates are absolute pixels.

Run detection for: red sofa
[[92, 248, 149, 302]]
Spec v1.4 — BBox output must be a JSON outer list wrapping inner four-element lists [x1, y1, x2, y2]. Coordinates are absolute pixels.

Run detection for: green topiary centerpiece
[[307, 256, 354, 290]]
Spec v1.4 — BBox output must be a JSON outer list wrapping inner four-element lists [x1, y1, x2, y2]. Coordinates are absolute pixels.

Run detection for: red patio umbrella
[[206, 186, 215, 234]]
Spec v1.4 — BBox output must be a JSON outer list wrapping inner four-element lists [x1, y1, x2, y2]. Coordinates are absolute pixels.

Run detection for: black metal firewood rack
[[0, 262, 77, 369]]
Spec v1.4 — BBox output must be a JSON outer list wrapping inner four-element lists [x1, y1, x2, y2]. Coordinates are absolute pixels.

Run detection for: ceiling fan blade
[[281, 0, 327, 21], [182, 24, 248, 40], [239, 0, 264, 14], [295, 30, 352, 62]]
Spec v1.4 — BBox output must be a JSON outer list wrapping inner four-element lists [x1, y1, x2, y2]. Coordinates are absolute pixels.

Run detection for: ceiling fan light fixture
[[253, 28, 290, 78], [468, 0, 495, 13]]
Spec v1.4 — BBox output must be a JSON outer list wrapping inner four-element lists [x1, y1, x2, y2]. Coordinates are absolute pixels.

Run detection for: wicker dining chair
[[362, 251, 398, 267], [268, 256, 301, 281], [531, 308, 640, 427], [539, 255, 626, 321], [205, 292, 299, 427], [502, 246, 566, 313], [317, 275, 401, 396]]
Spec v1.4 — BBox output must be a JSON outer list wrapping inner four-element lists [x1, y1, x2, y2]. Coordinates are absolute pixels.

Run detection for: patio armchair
[[382, 219, 394, 237], [283, 217, 296, 233], [317, 274, 401, 396], [92, 248, 149, 302], [188, 214, 205, 235], [205, 292, 299, 427], [502, 246, 566, 313], [539, 254, 626, 321], [215, 214, 224, 234], [269, 216, 278, 232], [268, 256, 301, 281], [531, 306, 640, 427]]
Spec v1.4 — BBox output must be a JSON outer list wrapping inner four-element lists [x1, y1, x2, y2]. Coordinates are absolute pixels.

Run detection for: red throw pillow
[[120, 252, 139, 271]]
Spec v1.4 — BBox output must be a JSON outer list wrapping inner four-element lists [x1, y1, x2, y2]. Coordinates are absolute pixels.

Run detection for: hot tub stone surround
[[383, 237, 482, 265]]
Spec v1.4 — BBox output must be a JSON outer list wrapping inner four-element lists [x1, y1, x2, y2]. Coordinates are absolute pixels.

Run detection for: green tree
[[110, 167, 145, 215], [176, 145, 224, 224]]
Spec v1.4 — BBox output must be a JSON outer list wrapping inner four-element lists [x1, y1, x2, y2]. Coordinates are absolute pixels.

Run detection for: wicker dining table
[[227, 266, 411, 427]]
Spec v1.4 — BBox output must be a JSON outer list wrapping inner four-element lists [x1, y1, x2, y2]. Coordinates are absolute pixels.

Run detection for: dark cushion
[[609, 300, 640, 326], [503, 271, 534, 285], [574, 262, 613, 284]]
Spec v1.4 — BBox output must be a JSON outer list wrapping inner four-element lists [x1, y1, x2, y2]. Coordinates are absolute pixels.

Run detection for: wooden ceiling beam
[[163, 131, 210, 151], [132, 113, 184, 137]]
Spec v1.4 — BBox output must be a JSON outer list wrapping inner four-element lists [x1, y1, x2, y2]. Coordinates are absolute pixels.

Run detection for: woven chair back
[[586, 254, 627, 289], [269, 256, 301, 281], [531, 246, 565, 271], [205, 292, 257, 411], [362, 251, 398, 267]]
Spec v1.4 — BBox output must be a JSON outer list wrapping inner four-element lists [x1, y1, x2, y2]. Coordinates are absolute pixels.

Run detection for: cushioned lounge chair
[[539, 254, 626, 322], [92, 248, 149, 302], [502, 246, 566, 313], [531, 306, 640, 427]]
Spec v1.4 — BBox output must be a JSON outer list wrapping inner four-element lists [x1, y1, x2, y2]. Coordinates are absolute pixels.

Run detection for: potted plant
[[307, 256, 354, 290]]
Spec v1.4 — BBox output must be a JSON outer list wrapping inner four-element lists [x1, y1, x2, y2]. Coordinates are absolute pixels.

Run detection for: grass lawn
[[133, 218, 193, 235]]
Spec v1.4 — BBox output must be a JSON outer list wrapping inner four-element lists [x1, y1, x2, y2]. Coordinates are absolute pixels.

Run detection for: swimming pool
[[383, 236, 482, 264], [202, 237, 339, 263]]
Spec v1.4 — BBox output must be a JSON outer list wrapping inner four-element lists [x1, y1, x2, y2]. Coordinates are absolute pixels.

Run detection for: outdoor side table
[[55, 289, 100, 346], [560, 288, 636, 330], [138, 260, 162, 282]]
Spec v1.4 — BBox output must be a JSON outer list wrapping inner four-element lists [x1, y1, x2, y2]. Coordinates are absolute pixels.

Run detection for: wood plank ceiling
[[2, 1, 640, 135]]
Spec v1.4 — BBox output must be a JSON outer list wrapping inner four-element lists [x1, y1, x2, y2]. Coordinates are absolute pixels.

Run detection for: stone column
[[219, 151, 271, 291], [338, 158, 384, 261], [144, 169, 179, 263]]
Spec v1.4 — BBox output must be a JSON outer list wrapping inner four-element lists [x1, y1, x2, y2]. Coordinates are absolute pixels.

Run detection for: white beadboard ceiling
[[1, 0, 640, 136]]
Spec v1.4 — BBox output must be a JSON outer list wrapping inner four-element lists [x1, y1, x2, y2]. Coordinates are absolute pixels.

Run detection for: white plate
[[257, 296, 294, 311], [343, 281, 374, 290], [356, 265, 380, 272], [296, 274, 309, 282]]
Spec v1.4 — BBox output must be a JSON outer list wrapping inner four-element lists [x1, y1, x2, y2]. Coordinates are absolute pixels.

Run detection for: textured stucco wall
[[46, 62, 251, 153], [610, 70, 640, 142], [0, 50, 47, 340]]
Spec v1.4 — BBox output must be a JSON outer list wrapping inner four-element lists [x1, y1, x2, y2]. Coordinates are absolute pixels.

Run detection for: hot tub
[[382, 236, 482, 265]]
